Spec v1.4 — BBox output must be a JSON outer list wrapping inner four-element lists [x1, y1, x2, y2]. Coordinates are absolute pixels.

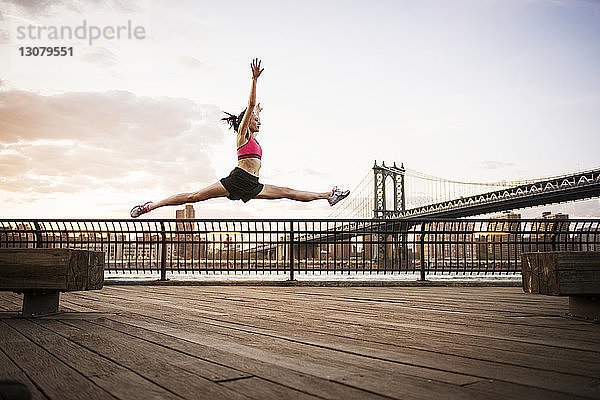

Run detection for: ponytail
[[221, 108, 247, 133]]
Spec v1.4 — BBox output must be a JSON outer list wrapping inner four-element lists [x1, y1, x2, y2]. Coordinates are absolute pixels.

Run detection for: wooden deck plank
[[78, 287, 600, 355], [193, 301, 593, 350], [202, 286, 596, 332], [173, 304, 599, 378], [69, 286, 592, 350], [0, 320, 117, 400], [105, 287, 587, 330], [464, 380, 591, 400], [218, 377, 324, 400], [95, 314, 483, 388], [0, 340, 48, 400], [83, 316, 390, 400], [58, 318, 250, 382], [180, 287, 600, 344], [286, 288, 572, 317], [90, 318, 501, 400], [217, 291, 597, 344], [4, 318, 182, 400], [38, 319, 252, 400], [0, 292, 21, 309], [65, 286, 596, 351]]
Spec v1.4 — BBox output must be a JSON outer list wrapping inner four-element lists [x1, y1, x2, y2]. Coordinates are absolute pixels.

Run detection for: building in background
[[174, 205, 205, 261], [185, 205, 195, 219], [485, 211, 522, 264], [175, 205, 196, 220], [524, 211, 569, 252]]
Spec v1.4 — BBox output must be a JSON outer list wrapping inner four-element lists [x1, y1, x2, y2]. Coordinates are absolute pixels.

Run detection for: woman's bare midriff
[[238, 158, 261, 177]]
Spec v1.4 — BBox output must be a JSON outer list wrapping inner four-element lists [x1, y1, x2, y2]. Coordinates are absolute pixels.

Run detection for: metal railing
[[1, 218, 599, 280]]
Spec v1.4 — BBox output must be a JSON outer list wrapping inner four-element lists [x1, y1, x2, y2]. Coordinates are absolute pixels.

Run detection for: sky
[[0, 0, 599, 219]]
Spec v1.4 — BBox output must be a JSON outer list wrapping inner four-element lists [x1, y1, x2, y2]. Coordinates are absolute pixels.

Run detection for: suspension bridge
[[330, 162, 600, 219]]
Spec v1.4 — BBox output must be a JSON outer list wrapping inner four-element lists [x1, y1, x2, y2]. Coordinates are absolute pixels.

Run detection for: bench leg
[[569, 295, 599, 321], [22, 291, 60, 317]]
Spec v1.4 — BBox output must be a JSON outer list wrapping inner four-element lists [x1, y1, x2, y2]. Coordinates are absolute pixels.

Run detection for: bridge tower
[[372, 161, 408, 267], [373, 161, 406, 219]]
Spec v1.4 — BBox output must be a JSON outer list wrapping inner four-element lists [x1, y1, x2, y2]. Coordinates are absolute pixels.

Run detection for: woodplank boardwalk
[[1, 285, 599, 399]]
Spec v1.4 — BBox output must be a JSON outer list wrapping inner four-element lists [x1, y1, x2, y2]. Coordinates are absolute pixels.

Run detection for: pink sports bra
[[237, 136, 262, 160]]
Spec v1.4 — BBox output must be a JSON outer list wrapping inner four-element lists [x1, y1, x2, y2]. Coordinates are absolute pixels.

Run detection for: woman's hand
[[251, 58, 264, 79], [239, 58, 262, 135]]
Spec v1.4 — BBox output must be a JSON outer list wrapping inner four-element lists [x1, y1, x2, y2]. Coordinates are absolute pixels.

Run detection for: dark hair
[[221, 108, 247, 133]]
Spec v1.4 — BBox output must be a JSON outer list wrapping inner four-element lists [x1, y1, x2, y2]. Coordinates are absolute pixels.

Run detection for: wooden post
[[0, 249, 104, 291], [522, 251, 600, 321], [521, 252, 600, 295], [23, 291, 60, 317], [0, 249, 104, 317]]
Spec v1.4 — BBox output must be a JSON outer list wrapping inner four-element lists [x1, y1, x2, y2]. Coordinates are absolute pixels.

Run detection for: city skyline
[[2, 210, 595, 273]]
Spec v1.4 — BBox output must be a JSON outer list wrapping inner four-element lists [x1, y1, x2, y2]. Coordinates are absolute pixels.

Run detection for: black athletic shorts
[[220, 167, 264, 203]]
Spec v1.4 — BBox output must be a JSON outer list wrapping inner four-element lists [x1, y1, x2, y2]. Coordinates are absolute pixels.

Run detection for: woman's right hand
[[251, 58, 264, 79]]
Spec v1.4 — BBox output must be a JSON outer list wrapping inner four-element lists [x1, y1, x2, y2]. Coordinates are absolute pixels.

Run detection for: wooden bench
[[522, 251, 600, 321], [0, 248, 104, 317]]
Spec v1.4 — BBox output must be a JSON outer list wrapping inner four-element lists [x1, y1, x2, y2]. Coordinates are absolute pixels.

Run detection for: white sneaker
[[328, 186, 350, 206], [130, 202, 153, 218]]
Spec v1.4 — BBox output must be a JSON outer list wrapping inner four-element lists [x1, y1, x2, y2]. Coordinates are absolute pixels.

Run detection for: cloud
[[1, 0, 52, 14], [479, 160, 516, 170], [178, 56, 204, 70], [80, 47, 118, 67], [0, 89, 227, 200], [1, 0, 141, 16], [1, 0, 64, 16], [547, 0, 600, 11], [0, 27, 8, 44], [301, 167, 325, 177]]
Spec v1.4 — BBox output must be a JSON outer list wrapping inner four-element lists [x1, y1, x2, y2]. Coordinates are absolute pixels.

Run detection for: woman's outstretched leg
[[255, 184, 349, 205], [255, 184, 329, 202], [131, 182, 229, 217]]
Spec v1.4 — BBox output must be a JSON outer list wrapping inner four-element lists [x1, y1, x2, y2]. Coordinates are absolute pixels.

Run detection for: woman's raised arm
[[237, 58, 264, 139]]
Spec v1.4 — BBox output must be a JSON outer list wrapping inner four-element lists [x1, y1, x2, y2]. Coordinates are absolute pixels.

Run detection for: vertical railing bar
[[210, 222, 215, 274], [419, 223, 426, 281], [133, 221, 140, 274], [33, 221, 43, 249], [160, 221, 167, 281], [441, 222, 446, 275], [289, 220, 295, 281], [259, 221, 263, 274]]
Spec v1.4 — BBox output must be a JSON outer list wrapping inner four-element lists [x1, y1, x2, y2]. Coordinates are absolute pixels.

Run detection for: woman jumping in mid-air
[[130, 58, 349, 218]]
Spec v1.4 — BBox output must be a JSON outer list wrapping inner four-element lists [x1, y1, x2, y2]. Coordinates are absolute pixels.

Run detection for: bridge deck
[[1, 285, 599, 400]]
